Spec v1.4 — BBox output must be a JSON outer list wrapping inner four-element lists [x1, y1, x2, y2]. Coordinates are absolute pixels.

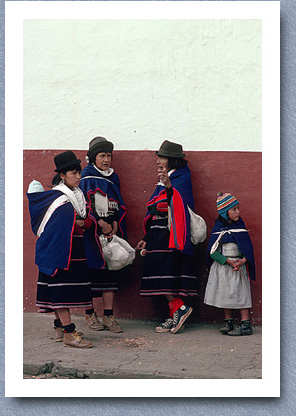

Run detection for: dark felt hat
[[87, 136, 114, 163], [156, 140, 185, 158], [54, 150, 81, 173]]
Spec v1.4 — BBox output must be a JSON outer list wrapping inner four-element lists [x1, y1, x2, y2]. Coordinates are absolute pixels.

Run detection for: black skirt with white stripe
[[140, 217, 198, 297], [36, 234, 92, 312], [87, 268, 121, 297]]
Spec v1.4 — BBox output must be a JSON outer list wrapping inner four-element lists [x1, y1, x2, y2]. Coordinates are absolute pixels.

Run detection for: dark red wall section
[[23, 150, 262, 324]]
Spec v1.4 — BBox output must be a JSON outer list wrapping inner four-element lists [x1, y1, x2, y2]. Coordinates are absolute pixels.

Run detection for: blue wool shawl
[[144, 165, 195, 256], [207, 217, 256, 281], [79, 164, 127, 268], [27, 190, 76, 275]]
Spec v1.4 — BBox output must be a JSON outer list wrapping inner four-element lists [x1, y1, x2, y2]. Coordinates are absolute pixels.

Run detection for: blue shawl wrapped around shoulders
[[79, 164, 127, 268], [207, 217, 256, 281], [27, 190, 76, 275], [144, 165, 195, 256]]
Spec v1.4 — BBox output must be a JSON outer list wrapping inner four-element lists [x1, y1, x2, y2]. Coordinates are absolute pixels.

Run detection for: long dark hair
[[52, 164, 82, 186], [167, 157, 188, 170]]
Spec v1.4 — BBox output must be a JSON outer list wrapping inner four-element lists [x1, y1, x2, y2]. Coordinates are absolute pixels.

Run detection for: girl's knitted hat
[[217, 192, 239, 221]]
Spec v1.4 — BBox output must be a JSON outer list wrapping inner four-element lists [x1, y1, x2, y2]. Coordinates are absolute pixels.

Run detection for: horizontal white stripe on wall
[[24, 19, 261, 151]]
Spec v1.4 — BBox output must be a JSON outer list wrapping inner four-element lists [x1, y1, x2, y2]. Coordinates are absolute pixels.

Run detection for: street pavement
[[23, 313, 261, 379]]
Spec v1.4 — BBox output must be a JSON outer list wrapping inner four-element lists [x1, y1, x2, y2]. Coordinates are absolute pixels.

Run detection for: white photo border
[[5, 1, 280, 397]]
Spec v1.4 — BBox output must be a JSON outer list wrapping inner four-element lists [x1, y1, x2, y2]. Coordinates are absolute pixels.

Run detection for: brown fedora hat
[[156, 140, 185, 158], [87, 136, 114, 163]]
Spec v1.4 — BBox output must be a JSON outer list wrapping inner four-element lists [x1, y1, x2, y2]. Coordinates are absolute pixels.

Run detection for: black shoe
[[170, 305, 193, 334], [219, 318, 234, 334], [227, 320, 253, 336], [155, 318, 174, 333]]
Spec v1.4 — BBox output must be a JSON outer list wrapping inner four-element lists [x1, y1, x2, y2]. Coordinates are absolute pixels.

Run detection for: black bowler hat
[[87, 136, 114, 163], [156, 140, 185, 158], [54, 150, 81, 173]]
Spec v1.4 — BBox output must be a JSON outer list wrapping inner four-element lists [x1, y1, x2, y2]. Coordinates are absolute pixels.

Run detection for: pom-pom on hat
[[87, 136, 114, 164], [54, 150, 81, 173], [217, 192, 239, 221]]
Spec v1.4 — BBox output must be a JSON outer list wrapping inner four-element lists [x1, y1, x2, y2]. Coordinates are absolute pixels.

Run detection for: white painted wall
[[24, 19, 261, 151]]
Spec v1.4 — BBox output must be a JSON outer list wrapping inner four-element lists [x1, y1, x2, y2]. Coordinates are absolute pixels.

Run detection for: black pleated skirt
[[87, 267, 121, 297], [140, 217, 198, 297], [36, 234, 92, 312]]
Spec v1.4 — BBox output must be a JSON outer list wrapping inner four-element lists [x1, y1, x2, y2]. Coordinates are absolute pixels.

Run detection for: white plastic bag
[[167, 205, 207, 245], [99, 235, 136, 270], [187, 206, 207, 244]]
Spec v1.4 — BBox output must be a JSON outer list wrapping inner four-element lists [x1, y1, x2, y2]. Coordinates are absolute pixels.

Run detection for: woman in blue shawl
[[79, 137, 127, 333], [204, 192, 256, 336], [136, 140, 198, 334]]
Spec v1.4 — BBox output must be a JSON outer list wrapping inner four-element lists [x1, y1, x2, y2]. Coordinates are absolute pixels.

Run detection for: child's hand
[[226, 259, 237, 270], [227, 258, 247, 271], [233, 258, 247, 270]]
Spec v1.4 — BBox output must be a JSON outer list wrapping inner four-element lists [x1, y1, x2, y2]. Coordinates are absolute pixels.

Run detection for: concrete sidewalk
[[23, 313, 262, 379]]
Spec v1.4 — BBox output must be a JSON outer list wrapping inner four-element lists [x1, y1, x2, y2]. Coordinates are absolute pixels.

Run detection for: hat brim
[[155, 150, 185, 158], [88, 141, 114, 156]]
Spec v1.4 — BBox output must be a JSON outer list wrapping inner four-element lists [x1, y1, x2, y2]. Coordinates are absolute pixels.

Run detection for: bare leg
[[240, 308, 250, 321], [224, 308, 233, 319], [102, 291, 115, 310], [56, 308, 71, 326]]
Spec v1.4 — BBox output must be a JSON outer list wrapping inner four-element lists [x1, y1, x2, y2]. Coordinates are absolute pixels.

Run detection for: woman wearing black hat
[[135, 140, 198, 334], [79, 137, 127, 333], [27, 150, 93, 348]]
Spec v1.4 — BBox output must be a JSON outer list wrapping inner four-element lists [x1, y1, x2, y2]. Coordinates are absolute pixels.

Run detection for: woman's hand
[[98, 219, 112, 236], [75, 219, 85, 228], [158, 169, 172, 189], [135, 240, 146, 250], [109, 221, 118, 236]]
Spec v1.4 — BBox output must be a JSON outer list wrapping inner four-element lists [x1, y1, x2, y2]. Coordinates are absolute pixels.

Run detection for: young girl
[[204, 192, 256, 336]]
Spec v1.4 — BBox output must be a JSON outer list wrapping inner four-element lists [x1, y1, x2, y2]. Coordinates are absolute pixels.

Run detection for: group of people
[[27, 137, 256, 349]]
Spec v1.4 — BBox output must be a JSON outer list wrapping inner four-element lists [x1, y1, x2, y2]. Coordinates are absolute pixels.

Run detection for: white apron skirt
[[204, 243, 252, 309]]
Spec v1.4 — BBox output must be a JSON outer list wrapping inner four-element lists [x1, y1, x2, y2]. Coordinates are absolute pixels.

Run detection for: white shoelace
[[161, 318, 173, 328], [172, 312, 179, 326]]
